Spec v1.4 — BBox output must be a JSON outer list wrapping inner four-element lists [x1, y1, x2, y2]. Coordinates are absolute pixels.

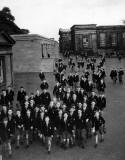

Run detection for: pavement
[[1, 57, 125, 160]]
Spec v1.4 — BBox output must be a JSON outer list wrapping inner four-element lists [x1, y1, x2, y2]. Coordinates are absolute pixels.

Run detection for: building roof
[[59, 28, 71, 32], [0, 31, 15, 46], [11, 34, 58, 44], [0, 19, 24, 35], [71, 24, 97, 30], [59, 28, 71, 35], [97, 25, 125, 30]]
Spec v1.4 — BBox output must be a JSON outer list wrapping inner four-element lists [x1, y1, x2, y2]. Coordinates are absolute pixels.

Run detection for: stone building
[[59, 24, 125, 56], [96, 25, 125, 56], [11, 34, 59, 73], [59, 28, 71, 54], [71, 24, 97, 56], [0, 32, 15, 91]]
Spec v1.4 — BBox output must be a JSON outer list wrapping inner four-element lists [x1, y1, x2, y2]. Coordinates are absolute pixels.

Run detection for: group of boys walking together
[[0, 56, 107, 158]]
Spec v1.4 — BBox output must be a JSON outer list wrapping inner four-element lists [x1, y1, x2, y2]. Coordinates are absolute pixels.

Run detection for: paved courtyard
[[2, 58, 125, 160]]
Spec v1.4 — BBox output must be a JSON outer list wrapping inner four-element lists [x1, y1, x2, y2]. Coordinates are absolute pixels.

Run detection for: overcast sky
[[1, 0, 125, 40]]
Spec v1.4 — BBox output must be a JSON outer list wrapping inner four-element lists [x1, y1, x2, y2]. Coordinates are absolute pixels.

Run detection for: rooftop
[[59, 28, 71, 33], [71, 24, 97, 30], [11, 34, 58, 43]]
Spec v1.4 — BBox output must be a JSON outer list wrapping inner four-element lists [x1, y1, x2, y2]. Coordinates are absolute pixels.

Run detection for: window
[[123, 32, 125, 39], [100, 33, 106, 47], [122, 32, 125, 47], [83, 36, 89, 48], [111, 33, 117, 46], [0, 57, 4, 84]]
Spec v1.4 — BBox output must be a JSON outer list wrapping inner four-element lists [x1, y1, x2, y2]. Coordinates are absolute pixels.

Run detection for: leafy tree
[[0, 7, 15, 22], [0, 7, 30, 34], [21, 29, 30, 34]]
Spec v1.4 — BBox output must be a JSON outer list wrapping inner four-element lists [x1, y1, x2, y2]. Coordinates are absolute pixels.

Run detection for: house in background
[[96, 25, 125, 56], [71, 24, 97, 56], [0, 32, 15, 91], [59, 24, 125, 56], [11, 34, 59, 73], [10, 34, 59, 94], [59, 29, 71, 54]]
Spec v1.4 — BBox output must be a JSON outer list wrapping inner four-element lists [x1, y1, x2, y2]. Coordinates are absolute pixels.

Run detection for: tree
[[21, 29, 30, 34], [0, 7, 15, 22], [0, 7, 30, 34]]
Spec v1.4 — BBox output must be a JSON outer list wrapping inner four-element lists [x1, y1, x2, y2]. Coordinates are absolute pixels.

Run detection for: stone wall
[[12, 39, 41, 72], [40, 58, 55, 72], [11, 34, 59, 73]]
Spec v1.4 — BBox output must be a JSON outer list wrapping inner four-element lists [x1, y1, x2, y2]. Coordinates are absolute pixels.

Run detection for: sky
[[1, 0, 125, 40]]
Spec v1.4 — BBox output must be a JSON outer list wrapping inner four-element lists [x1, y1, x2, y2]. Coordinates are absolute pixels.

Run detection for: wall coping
[[11, 34, 58, 44]]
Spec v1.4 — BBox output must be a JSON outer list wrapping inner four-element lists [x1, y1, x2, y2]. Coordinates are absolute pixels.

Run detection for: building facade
[[0, 32, 15, 91], [59, 29, 71, 54], [96, 25, 125, 56], [59, 24, 125, 56], [11, 34, 59, 72], [71, 24, 97, 56]]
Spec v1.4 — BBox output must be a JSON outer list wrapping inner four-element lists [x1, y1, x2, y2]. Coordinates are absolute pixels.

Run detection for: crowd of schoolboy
[[0, 56, 109, 158]]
